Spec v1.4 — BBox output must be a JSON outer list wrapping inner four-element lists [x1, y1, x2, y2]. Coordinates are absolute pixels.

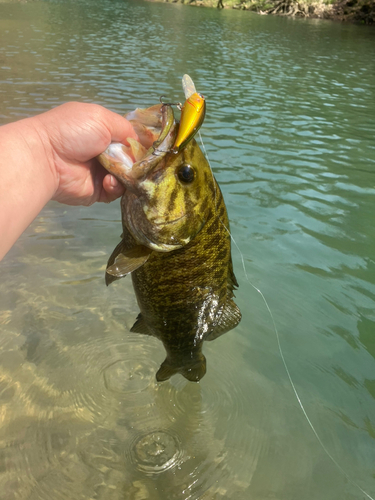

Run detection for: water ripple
[[1, 0, 375, 499]]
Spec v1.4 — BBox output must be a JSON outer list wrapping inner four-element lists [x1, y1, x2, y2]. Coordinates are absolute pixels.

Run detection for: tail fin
[[156, 362, 179, 382], [156, 355, 207, 383]]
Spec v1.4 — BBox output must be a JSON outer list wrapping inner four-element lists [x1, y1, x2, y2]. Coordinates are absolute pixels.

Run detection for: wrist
[[23, 115, 59, 199], [0, 116, 58, 259], [3, 116, 58, 199]]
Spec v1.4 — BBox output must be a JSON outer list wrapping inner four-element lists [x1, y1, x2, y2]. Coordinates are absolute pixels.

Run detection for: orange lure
[[172, 91, 206, 153]]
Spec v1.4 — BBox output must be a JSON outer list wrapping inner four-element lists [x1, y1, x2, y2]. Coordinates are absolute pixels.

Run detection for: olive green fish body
[[130, 180, 239, 381]]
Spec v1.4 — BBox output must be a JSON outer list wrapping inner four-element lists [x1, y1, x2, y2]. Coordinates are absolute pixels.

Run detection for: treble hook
[[151, 148, 165, 157], [159, 96, 182, 109]]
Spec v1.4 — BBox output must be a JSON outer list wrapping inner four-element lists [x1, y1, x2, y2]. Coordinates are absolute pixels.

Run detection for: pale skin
[[0, 102, 137, 261]]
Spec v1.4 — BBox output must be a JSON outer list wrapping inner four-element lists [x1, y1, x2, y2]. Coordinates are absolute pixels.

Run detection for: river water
[[1, 1, 375, 499]]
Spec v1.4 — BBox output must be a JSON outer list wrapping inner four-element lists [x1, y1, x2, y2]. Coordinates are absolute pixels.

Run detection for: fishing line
[[198, 131, 375, 500]]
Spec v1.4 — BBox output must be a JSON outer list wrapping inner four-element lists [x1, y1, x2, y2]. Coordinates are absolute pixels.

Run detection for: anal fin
[[130, 313, 152, 336], [206, 299, 241, 342]]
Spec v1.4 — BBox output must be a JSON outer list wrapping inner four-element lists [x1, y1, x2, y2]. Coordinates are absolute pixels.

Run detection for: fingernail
[[110, 175, 118, 188]]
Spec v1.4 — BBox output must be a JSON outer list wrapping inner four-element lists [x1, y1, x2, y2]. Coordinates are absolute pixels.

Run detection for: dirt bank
[[154, 0, 375, 24]]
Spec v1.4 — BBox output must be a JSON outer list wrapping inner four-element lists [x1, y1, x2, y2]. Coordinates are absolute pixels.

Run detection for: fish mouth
[[152, 214, 187, 226], [97, 104, 177, 185], [130, 232, 185, 252]]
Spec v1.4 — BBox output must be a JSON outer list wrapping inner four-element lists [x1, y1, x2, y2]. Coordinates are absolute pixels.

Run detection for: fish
[[98, 100, 241, 383]]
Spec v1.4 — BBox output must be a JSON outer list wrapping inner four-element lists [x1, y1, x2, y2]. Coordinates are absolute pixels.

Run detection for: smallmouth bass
[[98, 102, 241, 382]]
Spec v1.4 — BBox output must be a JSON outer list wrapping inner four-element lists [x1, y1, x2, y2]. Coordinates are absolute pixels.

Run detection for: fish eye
[[177, 164, 195, 184]]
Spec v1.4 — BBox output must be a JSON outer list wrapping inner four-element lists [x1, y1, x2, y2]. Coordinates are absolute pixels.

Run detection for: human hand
[[35, 102, 138, 205], [0, 102, 138, 260]]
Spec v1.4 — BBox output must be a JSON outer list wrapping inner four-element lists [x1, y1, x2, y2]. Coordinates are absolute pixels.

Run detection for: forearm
[[0, 117, 57, 260]]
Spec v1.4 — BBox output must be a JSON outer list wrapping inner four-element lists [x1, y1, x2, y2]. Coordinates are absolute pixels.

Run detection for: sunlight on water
[[0, 0, 375, 498]]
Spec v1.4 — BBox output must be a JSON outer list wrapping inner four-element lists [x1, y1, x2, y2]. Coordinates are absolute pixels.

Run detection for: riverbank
[[152, 0, 375, 24]]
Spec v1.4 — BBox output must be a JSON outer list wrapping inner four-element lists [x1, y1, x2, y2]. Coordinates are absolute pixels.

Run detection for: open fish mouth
[[99, 100, 206, 253], [98, 104, 177, 187]]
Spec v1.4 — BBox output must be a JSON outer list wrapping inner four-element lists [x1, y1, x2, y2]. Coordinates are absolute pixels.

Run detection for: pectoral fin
[[105, 243, 152, 285], [106, 240, 127, 286], [106, 245, 152, 278], [206, 299, 241, 341]]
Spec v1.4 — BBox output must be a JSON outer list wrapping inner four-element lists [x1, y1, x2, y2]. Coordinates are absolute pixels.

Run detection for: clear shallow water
[[1, 1, 375, 498]]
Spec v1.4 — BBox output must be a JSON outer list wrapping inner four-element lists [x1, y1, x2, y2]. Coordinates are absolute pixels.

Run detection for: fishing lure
[[172, 74, 206, 153]]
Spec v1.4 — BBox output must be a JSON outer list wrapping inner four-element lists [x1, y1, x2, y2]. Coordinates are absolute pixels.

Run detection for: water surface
[[1, 1, 375, 499]]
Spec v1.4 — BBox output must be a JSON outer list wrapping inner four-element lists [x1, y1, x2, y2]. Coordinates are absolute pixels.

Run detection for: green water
[[1, 1, 375, 498]]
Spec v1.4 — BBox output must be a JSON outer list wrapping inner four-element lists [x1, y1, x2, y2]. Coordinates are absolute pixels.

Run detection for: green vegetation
[[158, 0, 375, 24]]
